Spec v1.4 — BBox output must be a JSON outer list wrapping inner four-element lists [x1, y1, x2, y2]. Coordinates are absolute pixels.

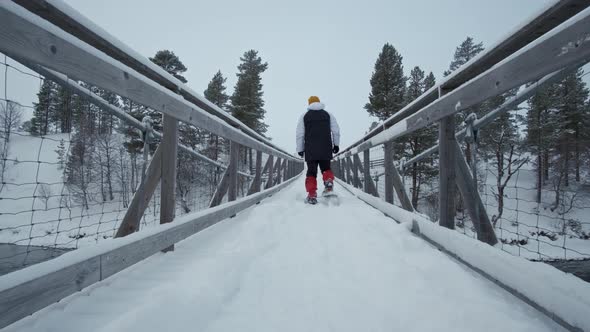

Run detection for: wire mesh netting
[[0, 54, 268, 275], [355, 90, 590, 265]]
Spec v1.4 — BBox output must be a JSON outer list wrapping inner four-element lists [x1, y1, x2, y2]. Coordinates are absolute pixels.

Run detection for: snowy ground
[[0, 133, 158, 249], [5, 180, 564, 332]]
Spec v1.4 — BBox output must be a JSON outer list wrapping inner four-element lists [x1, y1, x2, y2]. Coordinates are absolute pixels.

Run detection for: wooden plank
[[438, 116, 456, 229], [228, 140, 239, 202], [17, 61, 232, 171], [271, 158, 282, 186], [247, 150, 263, 195], [282, 159, 289, 182], [350, 9, 590, 154], [0, 176, 299, 329], [345, 157, 353, 185], [383, 141, 395, 204], [363, 150, 378, 197], [352, 154, 362, 188], [390, 157, 414, 212], [11, 0, 298, 161], [0, 3, 297, 162], [0, 257, 100, 329], [115, 144, 163, 238], [264, 155, 275, 189], [402, 66, 580, 169], [334, 0, 590, 157], [209, 167, 230, 208], [287, 161, 293, 179], [453, 140, 498, 245], [160, 115, 178, 252]]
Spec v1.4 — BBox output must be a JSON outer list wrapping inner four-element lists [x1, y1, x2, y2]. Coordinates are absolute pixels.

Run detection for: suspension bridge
[[0, 1, 590, 331]]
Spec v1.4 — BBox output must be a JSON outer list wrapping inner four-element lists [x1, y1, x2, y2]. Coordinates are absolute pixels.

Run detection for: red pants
[[305, 160, 334, 197]]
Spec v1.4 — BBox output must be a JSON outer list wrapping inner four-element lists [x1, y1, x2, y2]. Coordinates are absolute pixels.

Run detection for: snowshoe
[[322, 179, 336, 197], [305, 195, 318, 205]]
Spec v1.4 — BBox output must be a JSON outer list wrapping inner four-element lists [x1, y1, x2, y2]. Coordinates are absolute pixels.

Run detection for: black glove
[[332, 145, 339, 154], [298, 151, 304, 157]]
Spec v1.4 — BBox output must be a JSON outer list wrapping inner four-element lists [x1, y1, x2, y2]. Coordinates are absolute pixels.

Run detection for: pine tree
[[55, 139, 66, 169], [553, 68, 589, 189], [403, 68, 437, 208], [30, 80, 57, 136], [96, 88, 120, 134], [149, 50, 188, 83], [526, 83, 558, 202], [406, 66, 425, 103], [54, 85, 74, 133], [204, 70, 230, 160], [230, 50, 269, 135], [444, 37, 484, 76], [204, 70, 229, 109], [365, 43, 406, 121], [424, 72, 436, 91]]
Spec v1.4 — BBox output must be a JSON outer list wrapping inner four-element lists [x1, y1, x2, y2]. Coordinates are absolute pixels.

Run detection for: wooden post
[[391, 158, 414, 212], [439, 115, 456, 229], [362, 150, 378, 197], [265, 155, 275, 189], [209, 167, 230, 207], [272, 158, 282, 186], [115, 144, 163, 238], [160, 114, 178, 252], [228, 140, 239, 202], [247, 151, 263, 195], [276, 159, 285, 184], [345, 157, 353, 185], [282, 159, 289, 182], [453, 140, 498, 245], [384, 141, 395, 204], [352, 155, 362, 188]]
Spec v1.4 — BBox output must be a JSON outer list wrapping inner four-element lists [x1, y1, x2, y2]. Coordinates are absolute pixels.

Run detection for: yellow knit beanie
[[308, 96, 320, 105]]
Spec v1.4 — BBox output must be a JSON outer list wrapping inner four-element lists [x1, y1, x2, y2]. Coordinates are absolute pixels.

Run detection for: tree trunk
[[536, 153, 542, 203], [411, 162, 418, 207], [574, 124, 580, 182], [106, 143, 114, 200], [564, 143, 569, 187], [543, 150, 549, 182]]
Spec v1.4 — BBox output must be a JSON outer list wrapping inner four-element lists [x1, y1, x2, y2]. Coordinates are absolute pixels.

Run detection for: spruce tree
[[403, 67, 437, 208], [204, 70, 229, 109], [406, 66, 425, 103], [526, 83, 558, 202], [149, 50, 188, 83], [444, 37, 484, 76], [365, 43, 406, 121], [204, 70, 229, 160], [230, 50, 269, 135], [424, 72, 436, 91], [55, 85, 73, 133], [553, 68, 589, 188], [30, 80, 57, 136], [96, 88, 120, 134]]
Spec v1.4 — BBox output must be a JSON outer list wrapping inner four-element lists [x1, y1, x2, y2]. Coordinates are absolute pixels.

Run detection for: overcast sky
[[4, 0, 556, 152]]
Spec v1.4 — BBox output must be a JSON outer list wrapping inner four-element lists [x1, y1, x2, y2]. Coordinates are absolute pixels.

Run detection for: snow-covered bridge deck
[[4, 181, 564, 332]]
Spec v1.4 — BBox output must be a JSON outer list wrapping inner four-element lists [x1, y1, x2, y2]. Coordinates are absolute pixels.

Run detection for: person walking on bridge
[[296, 96, 340, 205]]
